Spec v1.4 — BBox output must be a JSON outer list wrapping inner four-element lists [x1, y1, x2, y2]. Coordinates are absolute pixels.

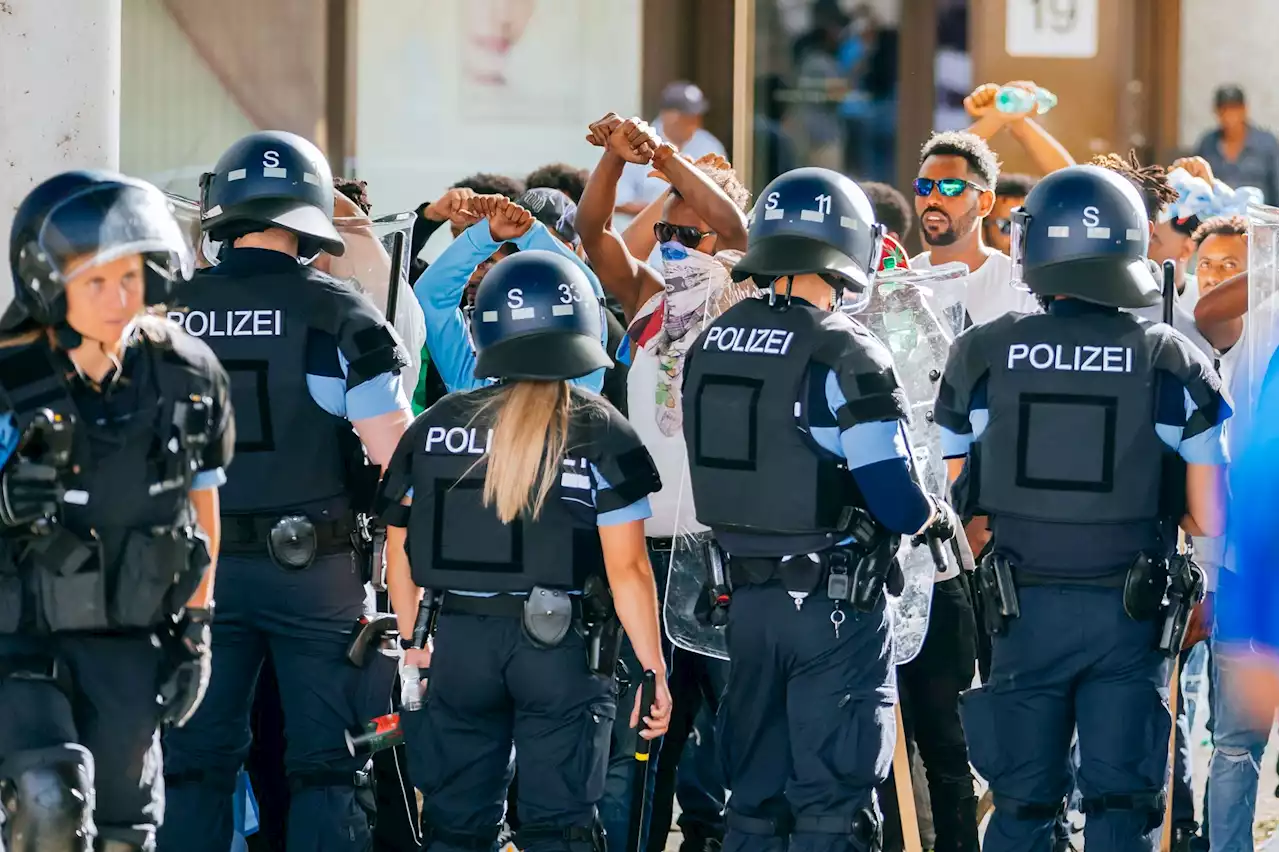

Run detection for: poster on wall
[[460, 0, 585, 122]]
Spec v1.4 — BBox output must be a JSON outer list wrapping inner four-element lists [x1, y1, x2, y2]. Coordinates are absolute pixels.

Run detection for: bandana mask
[[660, 241, 733, 341]]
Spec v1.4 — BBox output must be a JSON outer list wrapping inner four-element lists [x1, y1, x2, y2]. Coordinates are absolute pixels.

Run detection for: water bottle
[[994, 86, 1057, 116], [400, 659, 423, 711]]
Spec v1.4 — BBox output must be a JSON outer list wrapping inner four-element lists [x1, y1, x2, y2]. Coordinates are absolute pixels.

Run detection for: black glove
[[0, 460, 63, 529], [913, 495, 960, 546], [158, 607, 212, 727]]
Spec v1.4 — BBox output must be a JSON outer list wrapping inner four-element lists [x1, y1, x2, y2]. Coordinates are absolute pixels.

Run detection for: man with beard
[[577, 112, 749, 852], [912, 131, 1040, 330]]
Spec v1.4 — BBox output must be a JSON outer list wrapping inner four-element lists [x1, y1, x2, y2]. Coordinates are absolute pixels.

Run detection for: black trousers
[[879, 576, 980, 852]]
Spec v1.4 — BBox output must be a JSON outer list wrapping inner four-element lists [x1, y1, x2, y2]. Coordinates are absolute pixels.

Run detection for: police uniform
[[158, 132, 411, 852], [374, 251, 662, 852], [0, 172, 234, 851], [938, 166, 1231, 852], [680, 169, 955, 852]]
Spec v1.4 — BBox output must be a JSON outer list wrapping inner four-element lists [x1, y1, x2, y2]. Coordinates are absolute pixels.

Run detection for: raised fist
[[608, 117, 660, 165], [586, 112, 625, 148]]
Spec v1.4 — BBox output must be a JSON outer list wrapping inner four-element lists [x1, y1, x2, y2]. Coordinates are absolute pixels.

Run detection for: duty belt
[[439, 592, 584, 620], [219, 515, 354, 555]]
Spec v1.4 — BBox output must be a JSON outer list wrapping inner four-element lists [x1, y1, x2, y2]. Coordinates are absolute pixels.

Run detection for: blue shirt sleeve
[[941, 375, 988, 459], [0, 412, 18, 470], [413, 220, 606, 395], [590, 462, 652, 527], [817, 370, 931, 535], [1153, 371, 1229, 465], [191, 468, 227, 490], [307, 345, 409, 421]]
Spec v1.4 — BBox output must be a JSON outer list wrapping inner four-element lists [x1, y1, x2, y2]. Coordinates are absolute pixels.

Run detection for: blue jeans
[[1206, 640, 1277, 852]]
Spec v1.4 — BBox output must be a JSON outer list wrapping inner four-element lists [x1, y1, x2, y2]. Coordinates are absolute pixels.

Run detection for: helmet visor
[[38, 183, 194, 285]]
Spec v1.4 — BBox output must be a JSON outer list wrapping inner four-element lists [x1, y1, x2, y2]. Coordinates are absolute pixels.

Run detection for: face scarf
[[649, 242, 749, 436]]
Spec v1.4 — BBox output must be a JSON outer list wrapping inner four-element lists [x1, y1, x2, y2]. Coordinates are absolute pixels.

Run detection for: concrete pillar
[[0, 0, 122, 308]]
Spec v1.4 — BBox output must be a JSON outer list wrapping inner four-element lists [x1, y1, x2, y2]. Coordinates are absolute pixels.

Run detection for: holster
[[976, 552, 1019, 636], [1157, 555, 1205, 656], [267, 514, 318, 570], [582, 575, 622, 677], [522, 586, 575, 649], [1122, 553, 1167, 623]]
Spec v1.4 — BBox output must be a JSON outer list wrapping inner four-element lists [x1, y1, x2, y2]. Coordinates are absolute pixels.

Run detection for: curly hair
[[1089, 151, 1179, 220], [525, 163, 589, 204], [333, 177, 371, 214], [670, 162, 752, 212], [451, 172, 525, 200], [1192, 214, 1249, 246], [920, 131, 1000, 189]]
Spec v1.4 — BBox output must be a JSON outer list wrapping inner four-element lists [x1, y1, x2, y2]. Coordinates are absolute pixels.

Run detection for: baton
[[626, 671, 658, 852], [1162, 259, 1176, 326], [385, 229, 407, 327]]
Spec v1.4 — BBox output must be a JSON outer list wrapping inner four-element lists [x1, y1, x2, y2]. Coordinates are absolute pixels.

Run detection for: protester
[[862, 180, 913, 243], [913, 131, 1039, 331], [614, 82, 726, 222], [526, 162, 590, 204], [1193, 85, 1279, 207], [578, 111, 749, 852], [984, 174, 1037, 256]]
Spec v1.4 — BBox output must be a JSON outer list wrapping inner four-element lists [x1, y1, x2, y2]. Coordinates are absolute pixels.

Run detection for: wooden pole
[[1160, 654, 1182, 852], [894, 705, 923, 852]]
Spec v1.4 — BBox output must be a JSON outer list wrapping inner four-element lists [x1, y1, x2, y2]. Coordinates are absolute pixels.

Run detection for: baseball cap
[[659, 81, 710, 116], [517, 188, 578, 245], [1214, 85, 1246, 108]]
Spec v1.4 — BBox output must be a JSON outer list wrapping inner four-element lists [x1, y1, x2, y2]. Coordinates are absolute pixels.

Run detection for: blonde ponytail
[[481, 381, 572, 523]]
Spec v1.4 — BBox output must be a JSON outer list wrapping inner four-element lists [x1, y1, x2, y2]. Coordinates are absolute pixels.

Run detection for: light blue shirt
[[304, 346, 411, 422], [413, 220, 608, 395]]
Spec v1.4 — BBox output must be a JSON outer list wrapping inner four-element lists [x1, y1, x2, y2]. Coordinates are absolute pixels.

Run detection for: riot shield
[[165, 193, 205, 267], [1247, 203, 1279, 415], [319, 211, 426, 390], [856, 260, 970, 664]]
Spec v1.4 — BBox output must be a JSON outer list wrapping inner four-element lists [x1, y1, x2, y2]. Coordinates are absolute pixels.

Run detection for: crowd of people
[[0, 71, 1275, 852]]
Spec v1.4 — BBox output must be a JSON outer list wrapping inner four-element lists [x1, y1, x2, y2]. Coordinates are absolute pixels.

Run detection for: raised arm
[[965, 82, 1075, 174], [653, 149, 749, 251], [577, 113, 664, 321]]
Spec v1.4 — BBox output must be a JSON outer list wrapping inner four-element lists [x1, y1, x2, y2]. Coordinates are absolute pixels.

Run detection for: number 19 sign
[[1006, 0, 1098, 59]]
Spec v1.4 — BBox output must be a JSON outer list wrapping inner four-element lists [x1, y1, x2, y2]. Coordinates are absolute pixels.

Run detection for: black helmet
[[471, 251, 610, 382], [733, 167, 883, 296], [200, 131, 344, 256], [1013, 164, 1159, 308], [5, 170, 193, 330]]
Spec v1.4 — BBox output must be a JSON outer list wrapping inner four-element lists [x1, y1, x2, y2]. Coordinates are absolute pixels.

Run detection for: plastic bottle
[[994, 86, 1057, 116], [400, 659, 423, 712]]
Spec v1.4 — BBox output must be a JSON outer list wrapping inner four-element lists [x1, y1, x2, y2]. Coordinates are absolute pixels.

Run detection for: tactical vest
[[404, 390, 610, 594], [175, 265, 356, 518], [974, 311, 1167, 525], [0, 327, 215, 633], [682, 298, 889, 545]]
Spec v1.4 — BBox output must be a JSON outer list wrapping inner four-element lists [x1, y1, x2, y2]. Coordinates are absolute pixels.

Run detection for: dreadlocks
[[1089, 151, 1179, 219]]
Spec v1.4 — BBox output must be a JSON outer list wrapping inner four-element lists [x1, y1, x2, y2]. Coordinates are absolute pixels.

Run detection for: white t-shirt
[[910, 250, 1040, 331]]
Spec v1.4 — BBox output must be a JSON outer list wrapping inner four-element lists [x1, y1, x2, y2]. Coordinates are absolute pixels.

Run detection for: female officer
[[0, 170, 234, 851], [375, 249, 671, 852]]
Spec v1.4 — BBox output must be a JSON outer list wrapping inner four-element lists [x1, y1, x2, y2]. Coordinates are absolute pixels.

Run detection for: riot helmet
[[1011, 165, 1160, 308], [471, 250, 610, 382], [5, 170, 193, 331], [200, 131, 345, 257], [733, 167, 884, 306]]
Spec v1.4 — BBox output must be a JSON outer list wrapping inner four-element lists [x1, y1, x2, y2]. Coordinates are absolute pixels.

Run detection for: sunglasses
[[912, 177, 987, 198], [994, 217, 1013, 236], [655, 222, 713, 248]]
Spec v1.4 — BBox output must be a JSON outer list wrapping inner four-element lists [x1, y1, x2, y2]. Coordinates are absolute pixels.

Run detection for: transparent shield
[[316, 210, 424, 390], [662, 531, 729, 660], [855, 265, 968, 664], [1247, 204, 1280, 414]]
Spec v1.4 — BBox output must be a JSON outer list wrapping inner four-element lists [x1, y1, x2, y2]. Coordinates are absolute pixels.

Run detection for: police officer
[[158, 131, 414, 852], [374, 250, 671, 852], [680, 167, 958, 852], [937, 165, 1231, 852], [0, 171, 234, 851]]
